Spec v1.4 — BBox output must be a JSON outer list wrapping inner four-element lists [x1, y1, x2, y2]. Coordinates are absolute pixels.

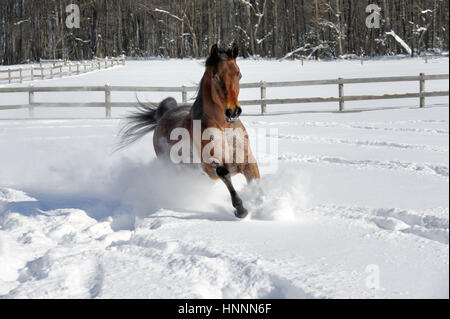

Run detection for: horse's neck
[[196, 76, 228, 128]]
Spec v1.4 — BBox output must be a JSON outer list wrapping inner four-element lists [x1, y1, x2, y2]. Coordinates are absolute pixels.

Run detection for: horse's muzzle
[[225, 107, 242, 123]]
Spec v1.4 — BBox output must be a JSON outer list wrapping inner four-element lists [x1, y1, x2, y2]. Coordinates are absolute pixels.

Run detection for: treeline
[[0, 0, 448, 65]]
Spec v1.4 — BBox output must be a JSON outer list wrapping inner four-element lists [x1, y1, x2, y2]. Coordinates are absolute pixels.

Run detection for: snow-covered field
[[0, 58, 448, 299]]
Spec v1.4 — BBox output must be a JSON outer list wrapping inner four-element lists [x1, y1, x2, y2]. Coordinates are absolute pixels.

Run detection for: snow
[[238, 0, 253, 9], [386, 31, 413, 56], [153, 8, 183, 22], [0, 188, 36, 203], [0, 58, 448, 299], [13, 19, 30, 26]]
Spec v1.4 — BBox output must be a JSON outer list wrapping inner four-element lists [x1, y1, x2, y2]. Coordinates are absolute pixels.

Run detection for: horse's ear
[[210, 44, 219, 57], [231, 43, 239, 59]]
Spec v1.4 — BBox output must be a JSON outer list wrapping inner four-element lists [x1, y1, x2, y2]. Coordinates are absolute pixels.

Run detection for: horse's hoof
[[234, 206, 248, 219]]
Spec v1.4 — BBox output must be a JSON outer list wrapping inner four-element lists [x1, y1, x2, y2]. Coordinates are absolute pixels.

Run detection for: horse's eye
[[212, 72, 220, 83], [238, 72, 242, 80]]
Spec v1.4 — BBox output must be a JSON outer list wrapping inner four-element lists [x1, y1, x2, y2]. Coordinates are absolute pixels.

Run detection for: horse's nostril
[[235, 107, 242, 117], [225, 108, 233, 118]]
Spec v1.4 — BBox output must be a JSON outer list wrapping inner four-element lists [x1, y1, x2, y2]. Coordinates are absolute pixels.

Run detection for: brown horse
[[119, 43, 260, 218]]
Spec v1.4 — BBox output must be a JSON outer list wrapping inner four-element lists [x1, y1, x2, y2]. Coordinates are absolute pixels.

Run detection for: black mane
[[205, 46, 234, 67]]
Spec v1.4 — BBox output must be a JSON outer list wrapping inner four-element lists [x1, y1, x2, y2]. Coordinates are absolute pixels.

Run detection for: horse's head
[[205, 43, 242, 124]]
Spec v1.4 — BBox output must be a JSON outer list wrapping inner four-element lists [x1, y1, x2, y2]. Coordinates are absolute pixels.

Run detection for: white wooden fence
[[0, 73, 448, 118], [0, 56, 126, 84]]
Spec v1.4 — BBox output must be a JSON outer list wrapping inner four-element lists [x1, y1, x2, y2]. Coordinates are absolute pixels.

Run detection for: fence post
[[41, 66, 44, 79], [8, 69, 11, 84], [105, 58, 108, 69], [76, 62, 80, 75], [31, 67, 34, 81], [122, 55, 126, 66], [60, 65, 63, 77], [19, 67, 23, 83], [338, 77, 344, 111], [98, 61, 101, 70], [50, 65, 53, 79], [301, 56, 304, 66], [182, 86, 188, 104], [260, 81, 267, 114], [69, 63, 72, 75], [105, 83, 111, 118], [419, 73, 425, 108], [28, 84, 35, 118]]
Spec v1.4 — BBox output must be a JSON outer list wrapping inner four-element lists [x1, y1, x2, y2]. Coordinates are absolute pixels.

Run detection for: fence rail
[[0, 56, 126, 84], [0, 73, 448, 118]]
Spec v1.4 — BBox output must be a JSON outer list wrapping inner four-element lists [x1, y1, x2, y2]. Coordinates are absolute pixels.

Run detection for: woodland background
[[0, 0, 448, 65]]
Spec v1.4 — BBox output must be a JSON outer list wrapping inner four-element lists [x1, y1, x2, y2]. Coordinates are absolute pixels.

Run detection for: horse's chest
[[224, 129, 247, 164]]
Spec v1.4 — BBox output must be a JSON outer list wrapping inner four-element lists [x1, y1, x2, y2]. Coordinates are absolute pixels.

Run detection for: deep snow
[[0, 58, 448, 299]]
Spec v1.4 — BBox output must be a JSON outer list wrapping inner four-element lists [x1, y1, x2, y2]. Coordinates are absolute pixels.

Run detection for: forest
[[0, 0, 448, 65]]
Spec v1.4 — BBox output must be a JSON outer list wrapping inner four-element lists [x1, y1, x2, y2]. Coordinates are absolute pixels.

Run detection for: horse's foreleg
[[207, 162, 248, 219], [217, 165, 248, 219]]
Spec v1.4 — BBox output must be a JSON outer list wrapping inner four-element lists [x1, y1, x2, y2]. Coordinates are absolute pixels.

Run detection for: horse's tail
[[116, 97, 177, 150]]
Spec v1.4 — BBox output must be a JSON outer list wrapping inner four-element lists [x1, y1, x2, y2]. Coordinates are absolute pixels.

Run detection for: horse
[[119, 43, 260, 219]]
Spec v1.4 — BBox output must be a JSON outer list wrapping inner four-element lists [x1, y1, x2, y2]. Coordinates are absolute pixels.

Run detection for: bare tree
[[0, 0, 448, 65]]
